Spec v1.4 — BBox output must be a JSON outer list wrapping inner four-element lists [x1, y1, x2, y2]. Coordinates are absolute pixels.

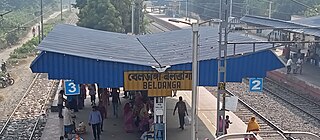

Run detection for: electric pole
[[131, 0, 135, 34], [40, 0, 44, 40], [61, 0, 63, 21], [246, 0, 249, 15], [268, 1, 273, 19], [185, 0, 188, 20], [216, 0, 229, 137], [230, 0, 233, 17]]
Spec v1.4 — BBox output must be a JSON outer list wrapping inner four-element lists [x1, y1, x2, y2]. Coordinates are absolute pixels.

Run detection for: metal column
[[191, 21, 199, 140], [131, 1, 135, 34], [216, 0, 229, 137], [154, 97, 166, 140], [61, 0, 63, 21]]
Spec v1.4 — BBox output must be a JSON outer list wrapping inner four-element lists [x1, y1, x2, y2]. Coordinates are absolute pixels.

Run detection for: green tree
[[110, 0, 132, 33], [75, 0, 87, 9], [77, 0, 124, 32], [304, 4, 320, 17]]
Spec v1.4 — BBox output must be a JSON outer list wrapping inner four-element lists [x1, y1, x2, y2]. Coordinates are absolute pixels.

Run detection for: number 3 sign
[[249, 78, 263, 92], [64, 80, 80, 95]]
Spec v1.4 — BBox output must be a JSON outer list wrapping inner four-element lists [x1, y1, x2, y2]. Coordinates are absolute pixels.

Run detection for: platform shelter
[[30, 24, 285, 139]]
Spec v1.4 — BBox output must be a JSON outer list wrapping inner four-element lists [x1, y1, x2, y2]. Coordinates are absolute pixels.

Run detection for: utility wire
[[0, 9, 53, 38]]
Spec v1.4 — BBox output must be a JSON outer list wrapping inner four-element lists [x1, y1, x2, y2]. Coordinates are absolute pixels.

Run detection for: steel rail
[[264, 78, 320, 123], [0, 73, 41, 136], [226, 89, 286, 136], [28, 80, 58, 140]]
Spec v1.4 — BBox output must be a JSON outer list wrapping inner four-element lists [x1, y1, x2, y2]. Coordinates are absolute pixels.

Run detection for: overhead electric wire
[[0, 9, 53, 38]]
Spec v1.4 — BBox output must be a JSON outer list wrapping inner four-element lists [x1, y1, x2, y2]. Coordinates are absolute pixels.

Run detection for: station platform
[[267, 49, 320, 99], [40, 87, 247, 140]]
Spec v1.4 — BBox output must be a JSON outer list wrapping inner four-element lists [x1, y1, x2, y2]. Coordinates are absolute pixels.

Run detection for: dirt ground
[[0, 57, 36, 120], [0, 10, 78, 120]]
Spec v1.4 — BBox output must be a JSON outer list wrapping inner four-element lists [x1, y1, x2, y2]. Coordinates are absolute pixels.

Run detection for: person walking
[[100, 88, 110, 118], [89, 84, 96, 106], [111, 88, 121, 118], [58, 90, 66, 118], [79, 84, 86, 109], [296, 57, 303, 74], [246, 117, 260, 140], [286, 58, 293, 74], [97, 101, 106, 132], [89, 106, 102, 140], [225, 115, 232, 134], [98, 86, 104, 101], [173, 96, 188, 130], [32, 27, 36, 37], [1, 59, 7, 73]]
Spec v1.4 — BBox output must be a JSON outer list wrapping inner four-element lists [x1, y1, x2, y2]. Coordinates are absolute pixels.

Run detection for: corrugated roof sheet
[[31, 50, 284, 88], [240, 15, 320, 37], [39, 24, 274, 67], [292, 16, 320, 27], [38, 24, 158, 66], [138, 27, 272, 66]]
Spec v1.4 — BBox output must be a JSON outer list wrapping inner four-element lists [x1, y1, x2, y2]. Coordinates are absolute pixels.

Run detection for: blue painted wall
[[31, 50, 284, 88]]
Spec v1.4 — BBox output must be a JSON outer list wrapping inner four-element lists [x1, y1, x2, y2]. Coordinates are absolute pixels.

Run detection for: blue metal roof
[[31, 24, 285, 88], [138, 27, 272, 66], [38, 24, 158, 66], [240, 15, 320, 37], [38, 24, 274, 67]]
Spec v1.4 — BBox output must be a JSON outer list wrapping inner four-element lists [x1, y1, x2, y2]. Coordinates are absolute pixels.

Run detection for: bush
[[5, 32, 19, 46], [9, 53, 28, 59], [8, 36, 38, 60], [7, 59, 19, 65]]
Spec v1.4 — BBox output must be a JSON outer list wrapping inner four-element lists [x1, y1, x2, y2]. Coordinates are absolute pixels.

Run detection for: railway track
[[227, 90, 287, 139], [150, 15, 288, 139], [65, 9, 78, 25], [224, 79, 320, 139], [0, 74, 57, 140], [264, 78, 320, 123], [206, 87, 287, 139]]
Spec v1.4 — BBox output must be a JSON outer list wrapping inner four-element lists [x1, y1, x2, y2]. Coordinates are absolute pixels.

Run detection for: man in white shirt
[[64, 106, 75, 140], [286, 58, 293, 74]]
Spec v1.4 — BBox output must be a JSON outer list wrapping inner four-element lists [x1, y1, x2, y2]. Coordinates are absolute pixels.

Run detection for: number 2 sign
[[64, 80, 80, 95], [249, 78, 263, 92]]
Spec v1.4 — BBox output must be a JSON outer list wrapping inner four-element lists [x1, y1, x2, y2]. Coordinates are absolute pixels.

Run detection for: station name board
[[124, 71, 192, 96]]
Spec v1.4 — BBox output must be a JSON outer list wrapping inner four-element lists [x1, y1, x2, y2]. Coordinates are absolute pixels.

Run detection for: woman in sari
[[133, 92, 144, 127], [139, 103, 149, 132], [100, 88, 110, 118], [246, 117, 260, 140], [124, 103, 134, 133]]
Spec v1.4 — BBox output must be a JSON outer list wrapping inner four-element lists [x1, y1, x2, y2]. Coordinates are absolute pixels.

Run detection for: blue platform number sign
[[64, 80, 80, 95], [249, 78, 263, 92]]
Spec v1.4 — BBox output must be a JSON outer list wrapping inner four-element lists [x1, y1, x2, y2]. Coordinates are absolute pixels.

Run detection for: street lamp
[[168, 18, 220, 140]]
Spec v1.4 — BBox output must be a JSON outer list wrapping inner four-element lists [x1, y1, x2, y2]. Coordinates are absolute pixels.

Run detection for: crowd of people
[[284, 48, 304, 74], [58, 84, 157, 140], [58, 84, 121, 140], [58, 84, 262, 140]]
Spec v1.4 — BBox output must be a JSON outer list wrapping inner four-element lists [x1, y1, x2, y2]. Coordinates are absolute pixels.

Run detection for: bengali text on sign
[[124, 71, 192, 96]]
